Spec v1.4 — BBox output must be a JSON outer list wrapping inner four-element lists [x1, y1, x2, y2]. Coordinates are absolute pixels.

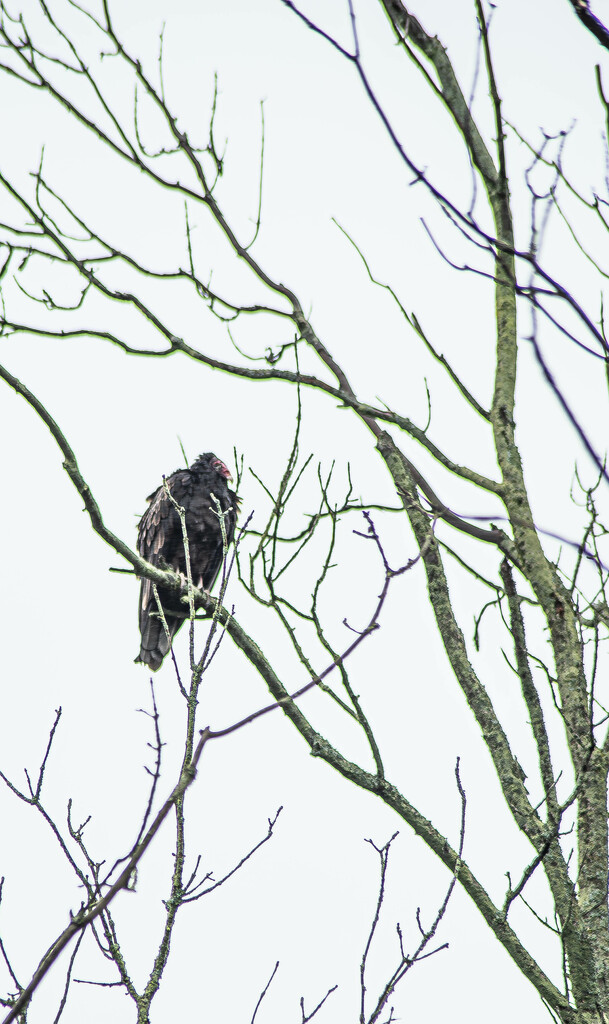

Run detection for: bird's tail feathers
[[135, 613, 182, 671]]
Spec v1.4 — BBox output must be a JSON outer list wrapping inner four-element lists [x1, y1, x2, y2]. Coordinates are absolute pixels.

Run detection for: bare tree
[[1, 1, 609, 1022]]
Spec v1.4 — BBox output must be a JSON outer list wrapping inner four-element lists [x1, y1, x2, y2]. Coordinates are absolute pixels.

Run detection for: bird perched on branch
[[135, 452, 238, 671]]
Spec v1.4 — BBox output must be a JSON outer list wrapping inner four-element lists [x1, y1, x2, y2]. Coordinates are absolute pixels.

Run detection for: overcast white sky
[[1, 1, 609, 1021]]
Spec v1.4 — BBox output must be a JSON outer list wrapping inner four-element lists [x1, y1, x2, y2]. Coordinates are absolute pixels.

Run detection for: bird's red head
[[212, 457, 233, 482]]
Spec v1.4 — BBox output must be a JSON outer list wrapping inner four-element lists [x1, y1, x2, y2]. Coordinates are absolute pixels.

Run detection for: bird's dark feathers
[[135, 452, 238, 671]]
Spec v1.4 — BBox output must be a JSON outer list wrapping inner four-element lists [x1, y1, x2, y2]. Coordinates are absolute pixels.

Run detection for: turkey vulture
[[135, 452, 238, 671]]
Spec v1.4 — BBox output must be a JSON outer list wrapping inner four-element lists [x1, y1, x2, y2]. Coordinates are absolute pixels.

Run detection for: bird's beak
[[214, 459, 233, 481]]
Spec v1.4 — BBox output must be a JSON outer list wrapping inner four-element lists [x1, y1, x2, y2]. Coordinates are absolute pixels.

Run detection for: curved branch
[[220, 610, 571, 1021], [0, 360, 160, 579]]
